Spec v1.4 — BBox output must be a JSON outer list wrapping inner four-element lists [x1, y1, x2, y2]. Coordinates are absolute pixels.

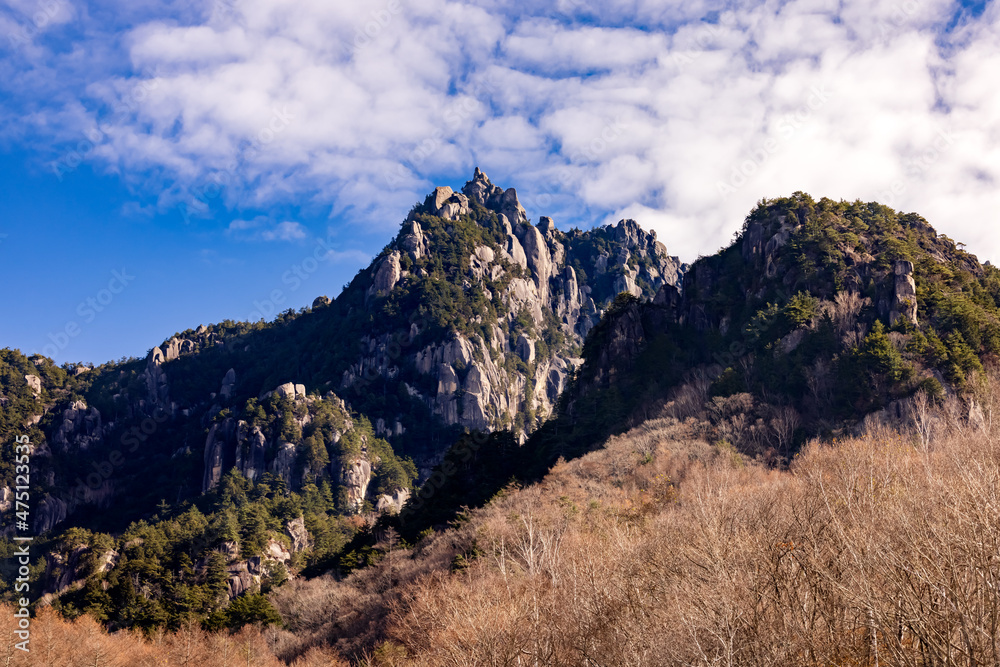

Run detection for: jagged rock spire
[[462, 167, 504, 210]]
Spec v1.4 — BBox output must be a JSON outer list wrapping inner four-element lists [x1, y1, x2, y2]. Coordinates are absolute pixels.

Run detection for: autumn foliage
[[0, 605, 347, 667], [379, 393, 1000, 666], [6, 371, 1000, 665]]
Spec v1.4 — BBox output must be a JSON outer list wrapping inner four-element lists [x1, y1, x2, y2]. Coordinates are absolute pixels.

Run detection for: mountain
[[4, 186, 998, 649], [570, 192, 999, 428], [317, 166, 685, 447], [394, 191, 1000, 538], [0, 169, 685, 627], [259, 195, 1000, 664]]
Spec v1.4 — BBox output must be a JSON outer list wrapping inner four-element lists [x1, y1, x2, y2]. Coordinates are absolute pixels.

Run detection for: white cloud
[[4, 0, 1000, 263], [227, 217, 307, 242], [263, 220, 307, 241]]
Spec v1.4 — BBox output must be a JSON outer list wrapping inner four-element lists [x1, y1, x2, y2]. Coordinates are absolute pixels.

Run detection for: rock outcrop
[[376, 488, 410, 514], [225, 538, 293, 599], [271, 441, 297, 489], [285, 517, 313, 552], [220, 368, 236, 400], [234, 421, 268, 483], [200, 388, 396, 512], [890, 260, 919, 327], [38, 543, 118, 602], [52, 400, 104, 451], [369, 251, 403, 297], [144, 346, 171, 408], [34, 495, 68, 534], [345, 169, 686, 442], [742, 213, 801, 280], [24, 374, 42, 396], [340, 456, 373, 513], [203, 419, 237, 492], [260, 382, 307, 401], [401, 220, 428, 259]]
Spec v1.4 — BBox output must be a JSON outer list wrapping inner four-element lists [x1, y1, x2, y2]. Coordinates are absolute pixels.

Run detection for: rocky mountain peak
[[349, 171, 689, 444], [456, 167, 528, 226], [461, 167, 504, 209]]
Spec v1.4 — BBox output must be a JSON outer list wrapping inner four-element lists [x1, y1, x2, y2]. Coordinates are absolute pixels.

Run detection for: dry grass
[[0, 603, 349, 667], [5, 375, 1000, 666], [379, 383, 1000, 666]]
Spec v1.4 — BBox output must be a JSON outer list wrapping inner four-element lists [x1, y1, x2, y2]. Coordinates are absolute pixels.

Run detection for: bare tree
[[771, 406, 801, 456], [910, 390, 934, 449]]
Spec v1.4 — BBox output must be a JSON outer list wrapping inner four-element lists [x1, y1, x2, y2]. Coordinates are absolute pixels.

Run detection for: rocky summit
[[340, 168, 686, 444]]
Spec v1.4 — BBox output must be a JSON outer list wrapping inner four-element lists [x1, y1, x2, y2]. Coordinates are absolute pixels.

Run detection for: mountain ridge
[[4, 184, 1000, 645], [0, 168, 687, 628]]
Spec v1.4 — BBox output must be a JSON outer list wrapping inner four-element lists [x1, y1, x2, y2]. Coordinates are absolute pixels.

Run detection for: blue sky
[[1, 0, 999, 365]]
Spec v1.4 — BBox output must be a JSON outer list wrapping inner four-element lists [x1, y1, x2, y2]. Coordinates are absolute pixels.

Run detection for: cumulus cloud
[[3, 0, 1000, 262]]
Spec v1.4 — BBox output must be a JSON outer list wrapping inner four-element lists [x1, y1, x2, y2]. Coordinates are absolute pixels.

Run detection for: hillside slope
[[0, 169, 684, 630], [234, 365, 1000, 665], [566, 193, 1000, 443], [396, 192, 1000, 546]]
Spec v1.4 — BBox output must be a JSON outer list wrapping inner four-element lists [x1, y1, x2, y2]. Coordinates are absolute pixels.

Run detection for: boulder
[[779, 329, 807, 354], [432, 186, 454, 211], [264, 538, 292, 565], [430, 185, 472, 220], [474, 245, 495, 264], [261, 382, 298, 401], [440, 193, 471, 220]]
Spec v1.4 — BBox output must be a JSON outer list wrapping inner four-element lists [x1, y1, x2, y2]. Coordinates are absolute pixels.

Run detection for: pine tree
[[206, 551, 231, 605]]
